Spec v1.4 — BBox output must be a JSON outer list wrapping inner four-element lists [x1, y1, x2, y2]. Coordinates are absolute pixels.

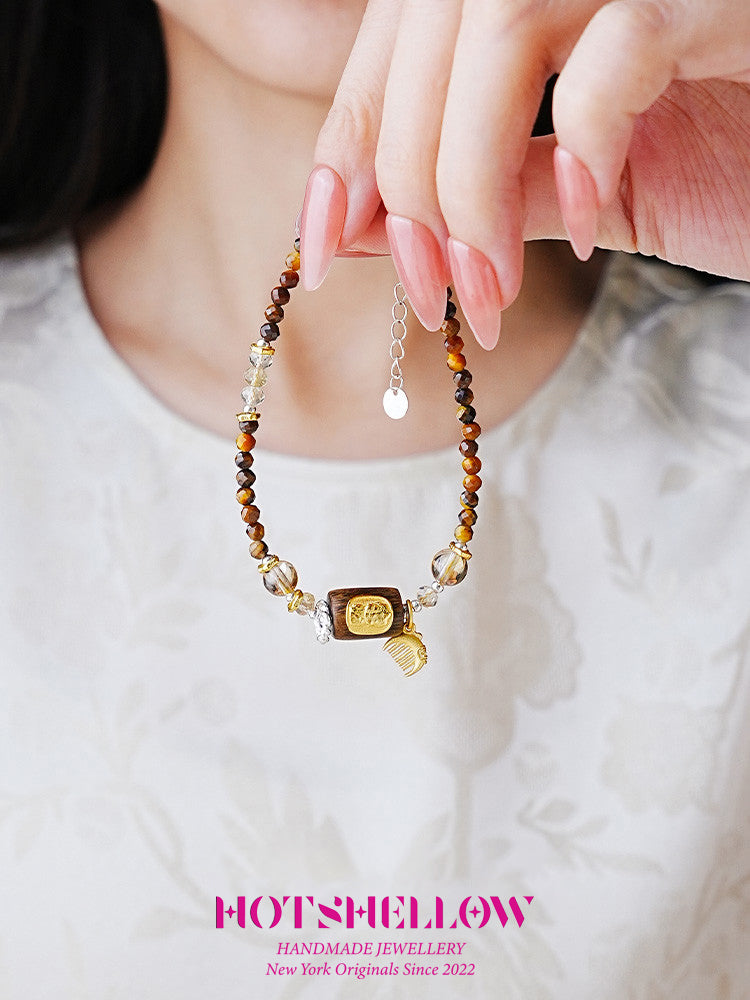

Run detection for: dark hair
[[0, 0, 166, 250]]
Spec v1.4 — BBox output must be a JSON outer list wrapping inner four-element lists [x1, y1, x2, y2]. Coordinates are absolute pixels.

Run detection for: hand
[[298, 0, 750, 349]]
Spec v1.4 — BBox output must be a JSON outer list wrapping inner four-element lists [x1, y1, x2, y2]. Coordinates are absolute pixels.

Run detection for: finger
[[300, 0, 401, 289], [552, 0, 750, 259], [437, 3, 550, 344], [375, 0, 463, 329]]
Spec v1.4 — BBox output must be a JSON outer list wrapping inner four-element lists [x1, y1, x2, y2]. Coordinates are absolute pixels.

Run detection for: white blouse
[[1, 238, 749, 999]]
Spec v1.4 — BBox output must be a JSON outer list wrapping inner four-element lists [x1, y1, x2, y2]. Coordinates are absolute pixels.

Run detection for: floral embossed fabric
[[1, 239, 750, 998]]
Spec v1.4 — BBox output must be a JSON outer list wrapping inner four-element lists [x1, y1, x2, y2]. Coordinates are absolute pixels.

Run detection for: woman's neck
[[77, 14, 604, 459]]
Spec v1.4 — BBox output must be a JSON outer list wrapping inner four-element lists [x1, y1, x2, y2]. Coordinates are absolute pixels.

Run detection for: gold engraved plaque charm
[[345, 594, 394, 635], [383, 601, 427, 677]]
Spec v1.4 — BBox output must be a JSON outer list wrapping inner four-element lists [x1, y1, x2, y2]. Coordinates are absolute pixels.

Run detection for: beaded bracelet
[[234, 237, 482, 676]]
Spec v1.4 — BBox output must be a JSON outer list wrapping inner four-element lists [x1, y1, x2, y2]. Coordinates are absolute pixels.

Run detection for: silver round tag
[[383, 387, 409, 420]]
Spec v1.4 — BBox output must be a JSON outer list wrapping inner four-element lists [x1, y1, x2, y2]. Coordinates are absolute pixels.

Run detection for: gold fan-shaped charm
[[383, 600, 427, 676]]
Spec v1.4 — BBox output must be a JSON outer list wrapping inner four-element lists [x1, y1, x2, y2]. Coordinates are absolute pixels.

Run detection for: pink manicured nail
[[385, 215, 450, 331], [300, 165, 347, 290], [446, 239, 501, 350], [553, 147, 598, 262]]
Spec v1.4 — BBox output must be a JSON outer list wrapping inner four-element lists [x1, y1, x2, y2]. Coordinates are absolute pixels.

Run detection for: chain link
[[388, 283, 408, 392]]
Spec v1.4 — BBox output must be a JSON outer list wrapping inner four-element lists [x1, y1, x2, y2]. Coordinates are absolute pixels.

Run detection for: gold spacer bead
[[236, 411, 261, 422], [258, 555, 280, 574], [449, 541, 472, 560], [287, 589, 303, 613], [251, 340, 276, 355]]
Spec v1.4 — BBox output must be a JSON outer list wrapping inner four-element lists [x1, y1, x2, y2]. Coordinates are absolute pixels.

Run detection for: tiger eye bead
[[459, 508, 477, 527], [444, 334, 464, 353], [238, 419, 259, 434], [286, 251, 301, 271], [461, 491, 479, 509], [462, 456, 481, 475], [265, 304, 284, 323], [442, 317, 461, 337], [236, 432, 256, 452], [459, 439, 478, 457], [236, 487, 256, 505], [455, 387, 474, 406], [241, 505, 261, 525], [455, 524, 474, 543], [235, 451, 254, 469], [444, 300, 457, 319], [246, 523, 265, 541], [249, 540, 269, 560], [236, 468, 257, 488], [260, 322, 280, 342], [271, 286, 290, 306], [279, 269, 299, 289], [462, 422, 481, 440], [464, 474, 482, 493], [447, 353, 466, 372], [454, 370, 472, 389], [457, 405, 477, 424]]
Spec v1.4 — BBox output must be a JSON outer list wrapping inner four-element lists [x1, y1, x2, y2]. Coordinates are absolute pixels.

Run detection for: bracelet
[[234, 236, 482, 676]]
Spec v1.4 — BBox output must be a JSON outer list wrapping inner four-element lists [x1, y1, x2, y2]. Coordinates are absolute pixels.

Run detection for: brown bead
[[462, 456, 482, 475], [461, 490, 479, 509], [447, 353, 466, 372], [242, 505, 261, 525], [235, 451, 254, 469], [454, 370, 472, 389], [236, 432, 256, 452], [459, 439, 478, 457], [279, 269, 299, 289], [455, 524, 473, 543], [446, 286, 453, 299], [457, 405, 477, 424], [445, 300, 457, 319], [286, 251, 301, 270], [236, 487, 256, 505], [463, 474, 482, 492], [462, 422, 481, 440], [260, 322, 280, 342], [246, 523, 265, 541], [271, 286, 290, 306], [294, 236, 301, 252], [238, 419, 259, 434], [249, 540, 269, 560], [442, 317, 460, 337], [459, 508, 477, 527], [455, 387, 474, 406], [236, 468, 257, 488], [265, 304, 284, 323], [444, 333, 464, 353]]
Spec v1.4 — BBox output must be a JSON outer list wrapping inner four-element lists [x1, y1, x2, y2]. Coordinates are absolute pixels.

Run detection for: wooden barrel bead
[[236, 432, 256, 452], [455, 524, 473, 543], [461, 490, 479, 509], [462, 422, 481, 440], [459, 439, 478, 457], [271, 286, 291, 305], [260, 322, 280, 342], [265, 304, 284, 323], [246, 523, 265, 541], [249, 540, 269, 560], [279, 269, 299, 289], [237, 487, 256, 505], [241, 505, 261, 524], [447, 353, 466, 372], [444, 333, 464, 353], [462, 456, 481, 475], [463, 474, 482, 493], [459, 508, 477, 526], [454, 370, 472, 389], [455, 387, 474, 406], [236, 468, 256, 488], [235, 451, 254, 469], [457, 405, 477, 424]]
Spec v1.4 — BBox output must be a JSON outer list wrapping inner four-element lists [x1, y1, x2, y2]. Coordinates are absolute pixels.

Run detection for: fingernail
[[385, 215, 450, 331], [446, 239, 501, 350], [553, 147, 598, 261], [300, 165, 347, 290]]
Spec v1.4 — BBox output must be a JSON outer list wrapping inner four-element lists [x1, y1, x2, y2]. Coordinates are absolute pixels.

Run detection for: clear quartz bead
[[249, 348, 274, 370], [262, 560, 298, 597], [417, 585, 439, 608], [431, 548, 468, 587], [244, 366, 268, 388], [242, 385, 266, 406], [296, 592, 316, 616]]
